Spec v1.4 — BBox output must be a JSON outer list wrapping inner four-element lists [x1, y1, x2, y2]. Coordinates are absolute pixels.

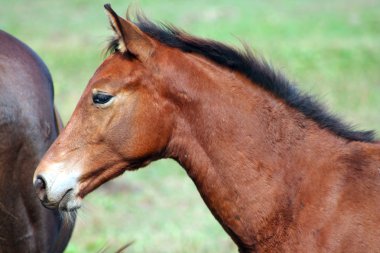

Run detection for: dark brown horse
[[34, 5, 380, 252], [0, 30, 74, 252]]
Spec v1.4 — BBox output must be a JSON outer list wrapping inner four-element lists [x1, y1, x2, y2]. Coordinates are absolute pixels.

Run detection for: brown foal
[[34, 5, 380, 252]]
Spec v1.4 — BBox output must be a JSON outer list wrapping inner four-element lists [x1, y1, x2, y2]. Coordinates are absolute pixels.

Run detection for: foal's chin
[[59, 196, 82, 213], [42, 191, 82, 213]]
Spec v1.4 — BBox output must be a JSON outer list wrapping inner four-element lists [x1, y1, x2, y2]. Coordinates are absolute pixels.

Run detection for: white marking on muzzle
[[40, 162, 81, 204]]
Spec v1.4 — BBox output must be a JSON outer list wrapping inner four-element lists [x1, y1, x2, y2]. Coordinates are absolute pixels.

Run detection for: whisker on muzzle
[[59, 209, 77, 226]]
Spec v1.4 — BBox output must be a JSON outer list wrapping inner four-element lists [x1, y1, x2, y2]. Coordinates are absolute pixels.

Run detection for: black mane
[[106, 14, 375, 143]]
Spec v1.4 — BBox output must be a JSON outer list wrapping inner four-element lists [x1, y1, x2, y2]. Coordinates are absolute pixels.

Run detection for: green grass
[[1, 0, 379, 252]]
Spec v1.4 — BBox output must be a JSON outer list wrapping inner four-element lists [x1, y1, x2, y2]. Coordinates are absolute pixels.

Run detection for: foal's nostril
[[34, 175, 47, 201], [35, 175, 46, 190]]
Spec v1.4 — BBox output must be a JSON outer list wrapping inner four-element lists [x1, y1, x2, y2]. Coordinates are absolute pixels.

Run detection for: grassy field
[[1, 0, 379, 252]]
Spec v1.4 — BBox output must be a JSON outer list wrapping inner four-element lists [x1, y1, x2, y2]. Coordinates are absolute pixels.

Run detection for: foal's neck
[[165, 53, 346, 251]]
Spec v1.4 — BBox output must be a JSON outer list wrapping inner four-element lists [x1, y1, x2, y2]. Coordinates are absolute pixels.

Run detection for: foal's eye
[[92, 93, 114, 105]]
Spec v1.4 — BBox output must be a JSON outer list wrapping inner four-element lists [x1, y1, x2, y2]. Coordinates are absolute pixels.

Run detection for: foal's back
[[341, 141, 380, 251], [0, 30, 72, 253], [299, 140, 380, 252]]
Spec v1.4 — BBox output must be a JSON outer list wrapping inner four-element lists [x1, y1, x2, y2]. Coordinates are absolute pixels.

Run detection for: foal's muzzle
[[33, 174, 74, 210], [33, 164, 81, 211]]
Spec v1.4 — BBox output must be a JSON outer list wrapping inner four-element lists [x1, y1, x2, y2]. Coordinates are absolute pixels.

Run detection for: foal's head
[[34, 5, 178, 211]]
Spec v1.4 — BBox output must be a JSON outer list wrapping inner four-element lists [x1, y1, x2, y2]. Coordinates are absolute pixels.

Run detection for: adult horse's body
[[0, 30, 73, 252], [34, 5, 380, 252]]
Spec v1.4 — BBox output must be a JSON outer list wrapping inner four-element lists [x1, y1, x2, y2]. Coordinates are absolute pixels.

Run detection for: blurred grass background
[[1, 0, 379, 252]]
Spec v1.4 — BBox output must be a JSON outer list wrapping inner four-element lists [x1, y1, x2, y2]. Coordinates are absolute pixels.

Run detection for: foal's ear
[[104, 4, 155, 61]]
